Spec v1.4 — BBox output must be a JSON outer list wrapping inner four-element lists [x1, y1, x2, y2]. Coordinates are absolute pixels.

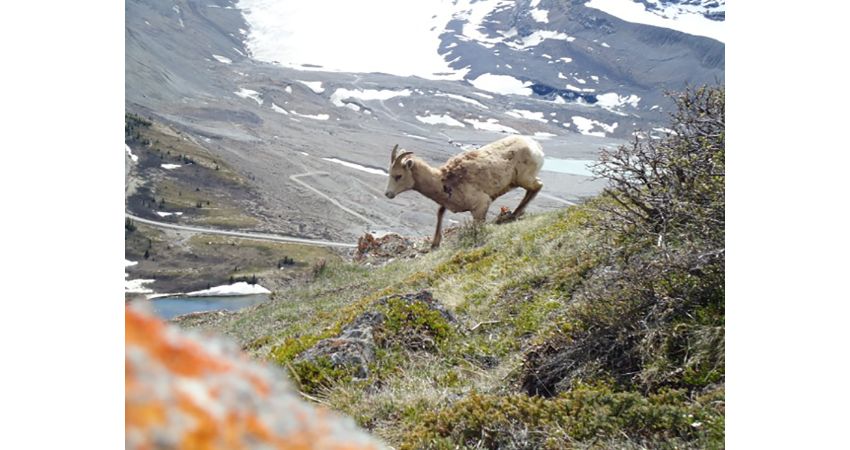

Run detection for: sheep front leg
[[431, 205, 446, 249], [470, 194, 492, 223]]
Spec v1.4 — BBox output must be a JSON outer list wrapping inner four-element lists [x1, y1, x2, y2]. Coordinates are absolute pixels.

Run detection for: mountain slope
[[126, 0, 724, 242], [178, 86, 725, 448]]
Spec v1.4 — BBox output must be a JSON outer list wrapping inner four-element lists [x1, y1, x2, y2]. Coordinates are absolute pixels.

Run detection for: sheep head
[[385, 144, 415, 199]]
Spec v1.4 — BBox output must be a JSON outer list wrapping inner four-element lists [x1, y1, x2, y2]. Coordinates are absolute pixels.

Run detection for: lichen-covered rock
[[295, 291, 455, 379], [297, 310, 382, 379], [126, 305, 386, 450]]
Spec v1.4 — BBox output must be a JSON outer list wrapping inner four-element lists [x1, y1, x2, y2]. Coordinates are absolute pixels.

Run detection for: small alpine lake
[[148, 294, 270, 320]]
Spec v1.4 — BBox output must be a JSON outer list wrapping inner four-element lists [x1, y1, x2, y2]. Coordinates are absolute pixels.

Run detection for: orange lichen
[[126, 308, 232, 377], [125, 306, 385, 450]]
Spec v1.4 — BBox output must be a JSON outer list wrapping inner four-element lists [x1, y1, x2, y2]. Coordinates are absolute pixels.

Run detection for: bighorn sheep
[[385, 135, 545, 248]]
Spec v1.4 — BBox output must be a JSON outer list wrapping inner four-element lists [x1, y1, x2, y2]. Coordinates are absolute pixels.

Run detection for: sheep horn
[[395, 151, 414, 164], [390, 144, 399, 163]]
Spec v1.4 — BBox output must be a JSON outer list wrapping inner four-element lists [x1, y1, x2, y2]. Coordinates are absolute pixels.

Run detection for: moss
[[402, 386, 724, 449], [270, 334, 327, 364], [289, 357, 357, 395], [376, 296, 453, 351]]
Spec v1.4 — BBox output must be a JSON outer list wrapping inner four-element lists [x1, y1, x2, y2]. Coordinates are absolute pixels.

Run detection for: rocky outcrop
[[296, 291, 455, 379], [354, 232, 429, 265], [125, 305, 386, 449], [297, 311, 385, 379]]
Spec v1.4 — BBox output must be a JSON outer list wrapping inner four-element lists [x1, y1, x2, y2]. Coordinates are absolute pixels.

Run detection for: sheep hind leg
[[512, 179, 543, 218]]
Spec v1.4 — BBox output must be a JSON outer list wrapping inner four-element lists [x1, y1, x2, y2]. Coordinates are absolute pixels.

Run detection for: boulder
[[126, 305, 386, 449]]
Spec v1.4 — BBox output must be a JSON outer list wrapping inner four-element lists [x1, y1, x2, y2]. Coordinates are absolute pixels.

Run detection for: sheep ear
[[390, 144, 399, 163], [404, 158, 414, 169]]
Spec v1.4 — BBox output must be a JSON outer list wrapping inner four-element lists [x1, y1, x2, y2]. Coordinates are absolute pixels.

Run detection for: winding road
[[125, 213, 357, 248]]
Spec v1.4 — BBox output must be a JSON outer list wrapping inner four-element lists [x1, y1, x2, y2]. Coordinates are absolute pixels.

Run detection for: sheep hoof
[[495, 211, 517, 224]]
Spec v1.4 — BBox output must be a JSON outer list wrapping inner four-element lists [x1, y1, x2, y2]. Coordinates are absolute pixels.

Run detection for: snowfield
[[584, 0, 724, 42], [238, 0, 469, 79]]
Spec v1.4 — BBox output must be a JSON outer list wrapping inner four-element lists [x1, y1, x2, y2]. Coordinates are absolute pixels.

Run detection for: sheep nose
[[385, 191, 395, 199]]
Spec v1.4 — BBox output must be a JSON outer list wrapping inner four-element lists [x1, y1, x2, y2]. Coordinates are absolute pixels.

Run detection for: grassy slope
[[125, 113, 262, 229], [125, 113, 343, 293], [203, 202, 724, 449], [126, 222, 343, 293]]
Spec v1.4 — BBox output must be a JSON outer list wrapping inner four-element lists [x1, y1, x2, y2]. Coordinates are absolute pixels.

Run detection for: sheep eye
[[394, 175, 401, 181]]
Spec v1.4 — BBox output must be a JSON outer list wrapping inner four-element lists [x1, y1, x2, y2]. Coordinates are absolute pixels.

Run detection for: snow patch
[[185, 282, 271, 297], [505, 30, 575, 50], [435, 92, 488, 109], [571, 116, 618, 137], [234, 88, 263, 105], [404, 133, 430, 141], [155, 211, 184, 217], [530, 8, 549, 23], [270, 103, 289, 114], [463, 118, 518, 134], [416, 114, 465, 127], [125, 144, 138, 162], [506, 109, 547, 123], [212, 54, 232, 64], [161, 164, 182, 170], [172, 5, 184, 28], [533, 132, 557, 139], [322, 158, 387, 176], [296, 80, 325, 94], [470, 74, 532, 96], [566, 84, 595, 93], [596, 92, 641, 109], [330, 88, 411, 107], [126, 277, 155, 294], [290, 110, 330, 120]]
